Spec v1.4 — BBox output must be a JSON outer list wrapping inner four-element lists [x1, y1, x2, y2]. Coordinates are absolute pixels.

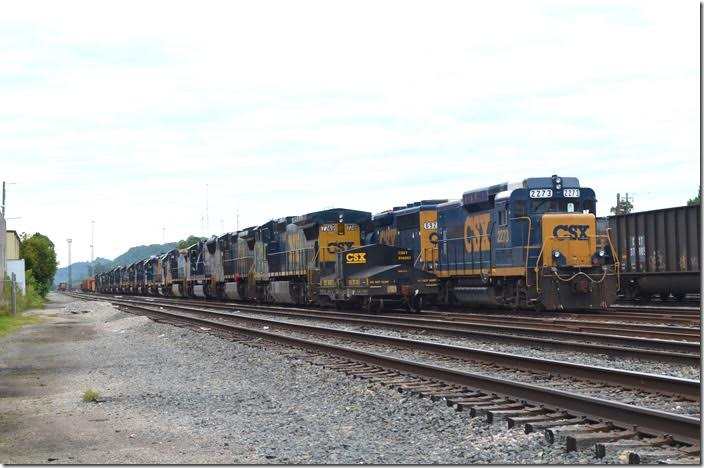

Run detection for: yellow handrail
[[534, 233, 620, 294]]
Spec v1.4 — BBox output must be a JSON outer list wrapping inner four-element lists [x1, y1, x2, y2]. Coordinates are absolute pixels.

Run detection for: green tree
[[687, 186, 701, 206], [176, 235, 205, 249], [610, 195, 634, 215], [20, 233, 58, 297]]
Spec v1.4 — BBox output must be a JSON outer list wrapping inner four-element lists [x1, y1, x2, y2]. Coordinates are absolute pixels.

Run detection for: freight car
[[80, 278, 96, 292], [95, 174, 618, 312], [605, 204, 701, 301]]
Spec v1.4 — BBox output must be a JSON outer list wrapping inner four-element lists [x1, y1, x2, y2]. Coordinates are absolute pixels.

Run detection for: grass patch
[[82, 389, 100, 402], [0, 270, 46, 315], [0, 314, 43, 338]]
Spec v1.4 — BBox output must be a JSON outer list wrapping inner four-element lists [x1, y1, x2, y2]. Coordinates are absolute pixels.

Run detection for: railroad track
[[67, 292, 701, 462], [75, 293, 701, 360], [425, 310, 701, 327], [408, 312, 700, 338]]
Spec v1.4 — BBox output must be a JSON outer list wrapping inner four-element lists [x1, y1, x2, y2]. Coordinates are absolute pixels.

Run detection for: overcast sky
[[1, 0, 699, 267]]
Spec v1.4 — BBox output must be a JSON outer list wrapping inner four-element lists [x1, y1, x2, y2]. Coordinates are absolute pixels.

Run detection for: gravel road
[[0, 293, 640, 464]]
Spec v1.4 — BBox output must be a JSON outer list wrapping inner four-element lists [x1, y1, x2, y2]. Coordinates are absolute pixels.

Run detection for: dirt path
[[0, 294, 177, 464]]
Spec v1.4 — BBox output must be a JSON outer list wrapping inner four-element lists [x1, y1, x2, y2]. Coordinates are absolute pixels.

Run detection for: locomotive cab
[[511, 175, 619, 310]]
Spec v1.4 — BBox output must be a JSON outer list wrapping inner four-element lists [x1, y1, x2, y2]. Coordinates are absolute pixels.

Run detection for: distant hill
[[112, 242, 178, 267], [53, 242, 178, 287], [53, 258, 112, 286]]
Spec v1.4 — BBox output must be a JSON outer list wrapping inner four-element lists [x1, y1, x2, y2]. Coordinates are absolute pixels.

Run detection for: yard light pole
[[67, 238, 72, 291], [90, 220, 95, 277]]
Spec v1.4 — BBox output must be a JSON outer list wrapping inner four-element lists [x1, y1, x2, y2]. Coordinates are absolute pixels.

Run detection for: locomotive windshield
[[528, 198, 595, 215], [530, 199, 576, 214]]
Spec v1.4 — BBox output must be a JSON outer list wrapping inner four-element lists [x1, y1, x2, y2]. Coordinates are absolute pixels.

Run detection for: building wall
[[0, 213, 5, 301], [6, 230, 20, 260], [7, 259, 26, 294]]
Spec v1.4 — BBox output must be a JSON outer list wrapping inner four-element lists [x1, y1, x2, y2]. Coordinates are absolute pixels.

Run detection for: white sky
[[0, 0, 700, 266]]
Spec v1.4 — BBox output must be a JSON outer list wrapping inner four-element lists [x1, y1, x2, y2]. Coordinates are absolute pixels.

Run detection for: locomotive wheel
[[411, 295, 423, 313], [365, 298, 383, 314]]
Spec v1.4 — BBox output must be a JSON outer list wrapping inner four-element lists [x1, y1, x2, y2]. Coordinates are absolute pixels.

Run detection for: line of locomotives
[[95, 175, 628, 312]]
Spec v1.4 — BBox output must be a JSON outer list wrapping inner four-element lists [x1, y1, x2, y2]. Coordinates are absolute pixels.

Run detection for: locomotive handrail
[[436, 234, 491, 274], [605, 227, 621, 292], [511, 216, 533, 287], [534, 234, 620, 294], [266, 247, 315, 273]]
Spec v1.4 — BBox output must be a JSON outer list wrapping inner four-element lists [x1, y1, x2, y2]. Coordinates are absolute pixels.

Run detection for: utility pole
[[67, 238, 72, 291], [162, 227, 165, 243], [206, 183, 210, 235], [236, 209, 239, 231], [2, 181, 16, 216], [90, 220, 95, 277]]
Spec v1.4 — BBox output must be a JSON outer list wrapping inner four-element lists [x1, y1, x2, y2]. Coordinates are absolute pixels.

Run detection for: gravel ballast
[[227, 310, 701, 379], [0, 294, 674, 464]]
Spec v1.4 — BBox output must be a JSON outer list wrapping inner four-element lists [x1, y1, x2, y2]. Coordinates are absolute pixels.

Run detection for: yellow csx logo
[[552, 224, 589, 240], [345, 252, 367, 264]]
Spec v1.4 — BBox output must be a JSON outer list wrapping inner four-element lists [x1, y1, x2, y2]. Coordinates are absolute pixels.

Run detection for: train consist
[[603, 204, 700, 301], [95, 175, 621, 312]]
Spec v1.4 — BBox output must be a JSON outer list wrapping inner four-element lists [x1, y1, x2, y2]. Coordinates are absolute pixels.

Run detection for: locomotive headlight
[[555, 177, 562, 184], [598, 250, 605, 257], [555, 183, 562, 190], [552, 249, 561, 258]]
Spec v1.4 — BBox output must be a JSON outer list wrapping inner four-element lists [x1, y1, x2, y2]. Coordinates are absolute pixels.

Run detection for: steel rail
[[409, 313, 699, 338], [428, 312, 701, 326], [72, 292, 701, 355], [107, 299, 700, 400], [133, 298, 701, 365], [116, 301, 702, 444]]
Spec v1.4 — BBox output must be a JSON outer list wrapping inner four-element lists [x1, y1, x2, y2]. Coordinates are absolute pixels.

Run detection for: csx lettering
[[423, 221, 438, 230], [327, 241, 354, 253], [464, 213, 491, 252], [553, 225, 589, 240], [345, 252, 366, 263]]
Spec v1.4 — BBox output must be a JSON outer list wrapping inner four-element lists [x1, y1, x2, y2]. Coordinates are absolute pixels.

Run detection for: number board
[[562, 188, 580, 198], [529, 189, 553, 198]]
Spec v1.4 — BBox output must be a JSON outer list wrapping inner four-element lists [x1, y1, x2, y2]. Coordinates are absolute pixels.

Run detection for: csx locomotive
[[96, 175, 619, 311]]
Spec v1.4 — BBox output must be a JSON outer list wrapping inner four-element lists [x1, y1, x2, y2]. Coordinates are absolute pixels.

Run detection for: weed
[[0, 315, 43, 338], [82, 389, 100, 402]]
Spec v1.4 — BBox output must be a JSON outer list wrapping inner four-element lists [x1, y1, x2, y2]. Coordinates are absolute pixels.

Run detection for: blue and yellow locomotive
[[95, 175, 618, 312], [372, 175, 619, 311]]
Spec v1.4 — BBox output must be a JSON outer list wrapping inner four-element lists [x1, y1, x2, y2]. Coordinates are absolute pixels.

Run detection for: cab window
[[531, 200, 579, 214], [498, 209, 508, 226]]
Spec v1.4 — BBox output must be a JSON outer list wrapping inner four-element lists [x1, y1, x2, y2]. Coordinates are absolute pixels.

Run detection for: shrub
[[82, 389, 100, 402]]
